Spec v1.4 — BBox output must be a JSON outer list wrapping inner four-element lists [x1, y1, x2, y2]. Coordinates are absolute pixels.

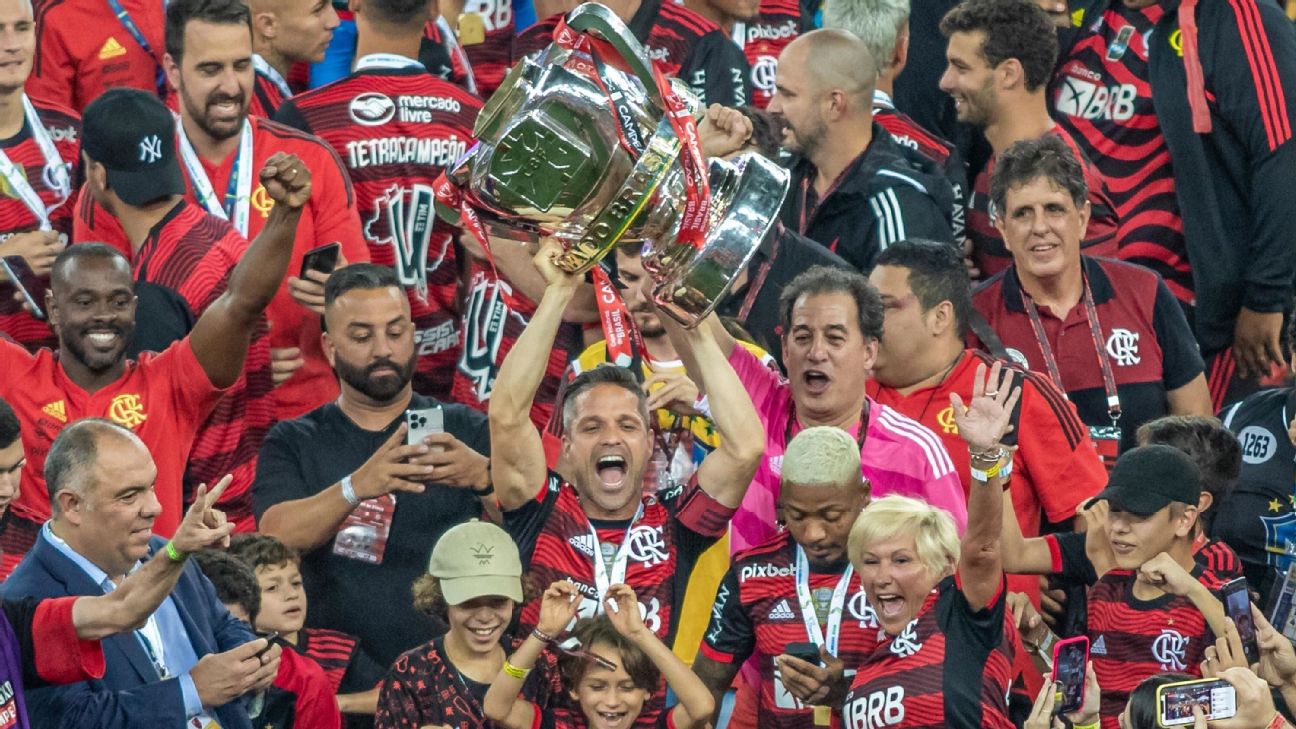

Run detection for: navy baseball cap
[[1085, 444, 1201, 516], [81, 88, 185, 206]]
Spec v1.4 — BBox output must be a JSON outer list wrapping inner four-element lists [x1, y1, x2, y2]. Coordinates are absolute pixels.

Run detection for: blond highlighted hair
[[848, 495, 959, 578], [781, 426, 862, 487]]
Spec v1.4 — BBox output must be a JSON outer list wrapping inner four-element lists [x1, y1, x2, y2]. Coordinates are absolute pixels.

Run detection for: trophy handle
[[566, 3, 665, 109]]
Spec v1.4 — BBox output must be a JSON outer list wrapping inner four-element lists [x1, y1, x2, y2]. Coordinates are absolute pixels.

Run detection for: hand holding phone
[[299, 242, 340, 279], [1050, 636, 1089, 715], [256, 631, 280, 659], [1, 255, 46, 319], [406, 406, 445, 449], [783, 641, 824, 667], [1156, 678, 1237, 726], [1221, 578, 1260, 665]]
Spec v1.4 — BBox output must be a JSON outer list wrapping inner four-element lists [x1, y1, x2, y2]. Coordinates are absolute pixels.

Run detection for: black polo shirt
[[1218, 387, 1296, 601], [715, 226, 853, 368], [971, 256, 1204, 452]]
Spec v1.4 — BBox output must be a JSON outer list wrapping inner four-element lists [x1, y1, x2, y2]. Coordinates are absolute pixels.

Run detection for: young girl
[[483, 581, 714, 729]]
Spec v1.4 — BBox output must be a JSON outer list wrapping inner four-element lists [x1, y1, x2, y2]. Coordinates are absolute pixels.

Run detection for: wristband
[[339, 474, 362, 507], [970, 458, 1004, 483], [532, 627, 553, 643], [164, 540, 188, 563], [1267, 713, 1288, 729], [1071, 723, 1099, 729], [502, 659, 532, 679]]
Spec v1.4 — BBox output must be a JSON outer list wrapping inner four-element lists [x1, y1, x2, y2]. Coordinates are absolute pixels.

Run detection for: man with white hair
[[823, 0, 966, 241], [693, 426, 876, 728]]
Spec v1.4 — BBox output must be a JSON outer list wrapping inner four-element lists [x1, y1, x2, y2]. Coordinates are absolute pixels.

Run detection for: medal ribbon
[[177, 117, 254, 236], [794, 546, 853, 655], [0, 95, 70, 230]]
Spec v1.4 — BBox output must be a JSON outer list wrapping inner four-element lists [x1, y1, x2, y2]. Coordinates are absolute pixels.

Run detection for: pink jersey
[[728, 344, 968, 553]]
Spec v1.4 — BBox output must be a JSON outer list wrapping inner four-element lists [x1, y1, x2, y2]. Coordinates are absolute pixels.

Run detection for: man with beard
[[72, 0, 370, 424], [252, 263, 492, 669], [770, 29, 956, 271], [938, 0, 1117, 280], [0, 123, 311, 566]]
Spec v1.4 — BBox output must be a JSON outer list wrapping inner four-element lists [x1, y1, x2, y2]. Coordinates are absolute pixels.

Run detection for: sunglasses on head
[[554, 636, 618, 672]]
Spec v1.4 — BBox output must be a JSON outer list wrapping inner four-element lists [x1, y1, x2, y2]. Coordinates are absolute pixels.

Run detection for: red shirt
[[0, 337, 226, 534], [275, 64, 482, 400], [0, 97, 81, 353], [29, 0, 165, 113], [126, 201, 271, 530], [72, 115, 370, 420], [456, 0, 514, 96], [867, 349, 1107, 598], [732, 0, 805, 108], [266, 645, 342, 729]]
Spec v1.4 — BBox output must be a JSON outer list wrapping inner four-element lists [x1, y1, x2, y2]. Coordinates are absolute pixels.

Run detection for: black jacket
[[780, 123, 957, 272], [1056, 0, 1296, 352]]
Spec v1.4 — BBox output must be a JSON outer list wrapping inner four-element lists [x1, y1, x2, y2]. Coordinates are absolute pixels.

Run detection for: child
[[227, 534, 386, 717], [484, 581, 714, 729], [192, 550, 341, 729]]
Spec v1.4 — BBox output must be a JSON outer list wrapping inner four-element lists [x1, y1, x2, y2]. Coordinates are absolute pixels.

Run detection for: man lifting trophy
[[432, 2, 789, 327]]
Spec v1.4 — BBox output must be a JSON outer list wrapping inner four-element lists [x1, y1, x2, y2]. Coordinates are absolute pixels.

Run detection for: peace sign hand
[[950, 361, 1021, 453], [171, 475, 236, 554]]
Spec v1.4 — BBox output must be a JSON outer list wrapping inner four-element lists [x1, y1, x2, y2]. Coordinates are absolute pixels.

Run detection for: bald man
[[693, 426, 876, 728], [247, 0, 340, 116], [770, 29, 956, 272]]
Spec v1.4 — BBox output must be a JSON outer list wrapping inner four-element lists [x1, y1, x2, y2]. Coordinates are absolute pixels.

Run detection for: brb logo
[[1055, 75, 1137, 122], [1152, 629, 1189, 671], [844, 686, 905, 729]]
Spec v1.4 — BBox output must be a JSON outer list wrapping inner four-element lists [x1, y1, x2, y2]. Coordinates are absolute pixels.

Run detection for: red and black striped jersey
[[1195, 537, 1243, 584], [1085, 568, 1218, 729], [516, 2, 750, 107], [503, 472, 735, 728], [701, 531, 881, 729], [262, 645, 342, 729], [456, 0, 514, 96], [127, 201, 271, 529], [296, 627, 385, 695], [841, 577, 1018, 729], [73, 115, 370, 422], [421, 20, 479, 94], [250, 65, 288, 119], [1052, 4, 1192, 302], [731, 0, 806, 108], [967, 124, 1118, 279], [452, 261, 581, 430], [376, 635, 561, 729], [0, 512, 40, 581], [275, 66, 480, 400], [0, 98, 80, 353]]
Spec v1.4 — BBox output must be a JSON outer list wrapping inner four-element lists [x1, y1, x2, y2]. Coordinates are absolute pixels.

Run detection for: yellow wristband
[[164, 540, 187, 563], [502, 660, 531, 679], [1072, 723, 1099, 729]]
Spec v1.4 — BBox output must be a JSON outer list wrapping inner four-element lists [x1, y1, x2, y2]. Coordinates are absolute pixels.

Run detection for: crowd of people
[[0, 0, 1295, 725]]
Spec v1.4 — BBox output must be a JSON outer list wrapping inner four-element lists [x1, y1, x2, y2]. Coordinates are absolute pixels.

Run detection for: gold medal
[[458, 12, 486, 45]]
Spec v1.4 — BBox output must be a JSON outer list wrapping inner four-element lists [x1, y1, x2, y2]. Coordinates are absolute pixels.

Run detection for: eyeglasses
[[553, 637, 618, 672]]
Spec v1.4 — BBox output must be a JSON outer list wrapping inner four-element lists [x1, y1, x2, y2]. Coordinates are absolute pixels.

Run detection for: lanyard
[[737, 231, 780, 322], [177, 117, 253, 236], [796, 155, 857, 236], [251, 54, 292, 98], [587, 502, 646, 610], [794, 546, 853, 655], [104, 0, 167, 97], [0, 95, 70, 230], [1020, 272, 1122, 424], [136, 616, 169, 678], [785, 399, 869, 450], [354, 53, 426, 71]]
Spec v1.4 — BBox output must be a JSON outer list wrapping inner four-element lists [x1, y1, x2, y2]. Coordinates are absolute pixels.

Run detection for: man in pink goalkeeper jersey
[[669, 265, 966, 554]]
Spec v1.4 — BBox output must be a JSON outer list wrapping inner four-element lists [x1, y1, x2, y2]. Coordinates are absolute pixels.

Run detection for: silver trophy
[[433, 2, 789, 326]]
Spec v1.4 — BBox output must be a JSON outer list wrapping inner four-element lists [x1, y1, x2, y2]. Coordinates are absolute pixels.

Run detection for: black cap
[[1086, 444, 1201, 516], [81, 88, 186, 206]]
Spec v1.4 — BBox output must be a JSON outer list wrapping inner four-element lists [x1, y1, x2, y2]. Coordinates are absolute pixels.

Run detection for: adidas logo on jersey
[[1091, 635, 1107, 656], [768, 599, 796, 620], [98, 37, 127, 60], [41, 400, 66, 423], [569, 534, 595, 558]]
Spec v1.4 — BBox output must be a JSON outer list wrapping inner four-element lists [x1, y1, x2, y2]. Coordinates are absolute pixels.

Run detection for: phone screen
[[1051, 639, 1087, 714], [1222, 578, 1260, 664], [1, 255, 46, 319], [1158, 680, 1237, 726], [299, 242, 340, 278]]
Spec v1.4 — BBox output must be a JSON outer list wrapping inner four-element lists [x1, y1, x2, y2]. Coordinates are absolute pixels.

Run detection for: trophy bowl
[[433, 2, 790, 326]]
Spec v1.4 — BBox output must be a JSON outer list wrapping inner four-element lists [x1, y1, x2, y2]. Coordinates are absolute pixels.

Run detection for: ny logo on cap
[[138, 135, 163, 164]]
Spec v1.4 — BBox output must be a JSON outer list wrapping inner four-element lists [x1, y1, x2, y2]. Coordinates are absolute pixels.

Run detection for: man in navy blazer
[[3, 419, 283, 728]]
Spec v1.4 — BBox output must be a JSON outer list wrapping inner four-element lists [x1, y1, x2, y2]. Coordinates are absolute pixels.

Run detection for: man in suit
[[3, 418, 283, 728]]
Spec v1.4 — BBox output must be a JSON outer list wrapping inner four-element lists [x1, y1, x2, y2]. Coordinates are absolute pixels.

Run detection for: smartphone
[[1050, 636, 1089, 714], [256, 631, 280, 659], [783, 641, 822, 666], [405, 406, 445, 447], [1, 255, 46, 320], [1221, 577, 1260, 664], [298, 242, 340, 278], [1156, 678, 1237, 727]]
